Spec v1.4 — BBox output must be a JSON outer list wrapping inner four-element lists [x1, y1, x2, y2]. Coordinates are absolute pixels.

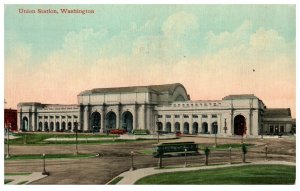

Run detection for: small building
[[4, 109, 18, 131]]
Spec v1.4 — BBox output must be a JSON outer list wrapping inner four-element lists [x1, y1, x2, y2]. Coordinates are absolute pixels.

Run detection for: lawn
[[5, 153, 96, 160], [5, 133, 145, 145], [135, 164, 295, 184]]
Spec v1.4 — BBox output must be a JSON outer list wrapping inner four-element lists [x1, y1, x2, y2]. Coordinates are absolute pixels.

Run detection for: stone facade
[[17, 83, 294, 136]]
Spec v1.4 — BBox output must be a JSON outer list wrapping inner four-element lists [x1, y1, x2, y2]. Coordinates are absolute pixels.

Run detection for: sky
[[4, 4, 296, 116]]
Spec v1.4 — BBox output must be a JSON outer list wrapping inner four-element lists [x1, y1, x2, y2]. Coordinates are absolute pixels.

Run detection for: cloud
[[162, 11, 199, 37]]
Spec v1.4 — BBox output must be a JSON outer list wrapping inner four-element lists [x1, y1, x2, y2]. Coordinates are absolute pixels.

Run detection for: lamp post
[[130, 151, 135, 171], [74, 122, 78, 155], [184, 148, 187, 167], [265, 144, 268, 161], [156, 120, 160, 143], [42, 153, 49, 175], [214, 123, 217, 147], [229, 146, 232, 164], [5, 124, 10, 159]]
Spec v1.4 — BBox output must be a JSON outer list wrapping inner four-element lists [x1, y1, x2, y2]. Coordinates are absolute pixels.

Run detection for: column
[[32, 107, 36, 131], [162, 114, 166, 131], [100, 105, 105, 133], [171, 115, 175, 132], [18, 108, 22, 131], [217, 114, 221, 135], [249, 111, 253, 135], [141, 104, 146, 129], [208, 114, 212, 134], [180, 115, 183, 132], [189, 115, 193, 134], [146, 105, 151, 130], [83, 106, 89, 131], [199, 115, 202, 133], [117, 104, 121, 129], [246, 116, 250, 136], [133, 104, 137, 130]]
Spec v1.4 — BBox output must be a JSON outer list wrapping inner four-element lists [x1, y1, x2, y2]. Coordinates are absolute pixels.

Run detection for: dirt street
[[4, 136, 295, 184]]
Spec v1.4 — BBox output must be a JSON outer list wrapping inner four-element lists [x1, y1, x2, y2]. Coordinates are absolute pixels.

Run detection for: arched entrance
[[157, 122, 163, 131], [234, 115, 246, 135], [212, 122, 218, 134], [73, 122, 78, 131], [166, 122, 171, 133], [175, 122, 180, 132], [68, 122, 72, 131], [38, 122, 42, 131], [183, 122, 189, 134], [22, 117, 29, 131], [56, 122, 60, 132], [122, 111, 133, 132], [44, 122, 49, 132], [50, 122, 54, 131], [106, 111, 116, 131], [91, 112, 101, 132], [61, 122, 66, 132], [202, 122, 208, 133], [192, 122, 198, 134]]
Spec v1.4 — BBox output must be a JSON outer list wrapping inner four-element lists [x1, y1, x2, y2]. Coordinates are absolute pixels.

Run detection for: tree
[[204, 147, 210, 166], [242, 144, 248, 163]]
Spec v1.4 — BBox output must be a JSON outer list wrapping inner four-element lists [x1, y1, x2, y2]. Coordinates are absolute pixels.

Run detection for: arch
[[68, 122, 72, 131], [202, 122, 208, 133], [165, 122, 171, 133], [22, 117, 29, 131], [122, 111, 133, 132], [61, 122, 66, 132], [192, 122, 198, 134], [106, 111, 116, 131], [44, 121, 49, 132], [183, 122, 189, 134], [234, 115, 246, 135], [56, 121, 60, 132], [50, 122, 54, 131], [73, 121, 78, 131], [175, 122, 180, 132], [212, 122, 218, 134], [175, 95, 185, 101], [90, 111, 101, 132], [157, 122, 163, 131], [38, 121, 43, 131]]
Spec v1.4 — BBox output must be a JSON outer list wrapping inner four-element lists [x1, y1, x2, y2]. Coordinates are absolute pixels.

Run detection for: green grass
[[199, 144, 254, 150], [5, 133, 145, 145], [4, 179, 14, 184], [5, 172, 32, 176], [135, 164, 295, 185], [138, 149, 154, 155], [5, 153, 96, 160], [17, 181, 28, 185], [108, 176, 123, 185]]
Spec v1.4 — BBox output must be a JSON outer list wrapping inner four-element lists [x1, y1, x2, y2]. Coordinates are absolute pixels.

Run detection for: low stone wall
[[119, 134, 177, 140]]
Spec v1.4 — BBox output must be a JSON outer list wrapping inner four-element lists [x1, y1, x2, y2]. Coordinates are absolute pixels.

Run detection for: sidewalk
[[5, 172, 48, 185], [110, 161, 295, 185]]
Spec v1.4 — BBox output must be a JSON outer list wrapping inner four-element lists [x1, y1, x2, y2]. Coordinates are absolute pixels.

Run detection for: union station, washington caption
[[17, 83, 294, 137]]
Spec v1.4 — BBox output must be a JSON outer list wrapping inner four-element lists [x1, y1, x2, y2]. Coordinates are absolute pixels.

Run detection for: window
[[213, 103, 217, 106], [183, 115, 189, 118], [175, 115, 180, 118], [158, 115, 163, 118], [50, 116, 54, 119], [202, 114, 208, 118], [212, 114, 217, 118], [166, 115, 171, 118], [192, 114, 198, 118]]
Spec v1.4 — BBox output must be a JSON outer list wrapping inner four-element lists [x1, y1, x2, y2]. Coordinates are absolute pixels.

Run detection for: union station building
[[17, 83, 294, 136]]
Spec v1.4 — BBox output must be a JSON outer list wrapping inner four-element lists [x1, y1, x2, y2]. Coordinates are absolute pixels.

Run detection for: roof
[[222, 94, 258, 100], [78, 83, 186, 96], [264, 108, 291, 118]]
